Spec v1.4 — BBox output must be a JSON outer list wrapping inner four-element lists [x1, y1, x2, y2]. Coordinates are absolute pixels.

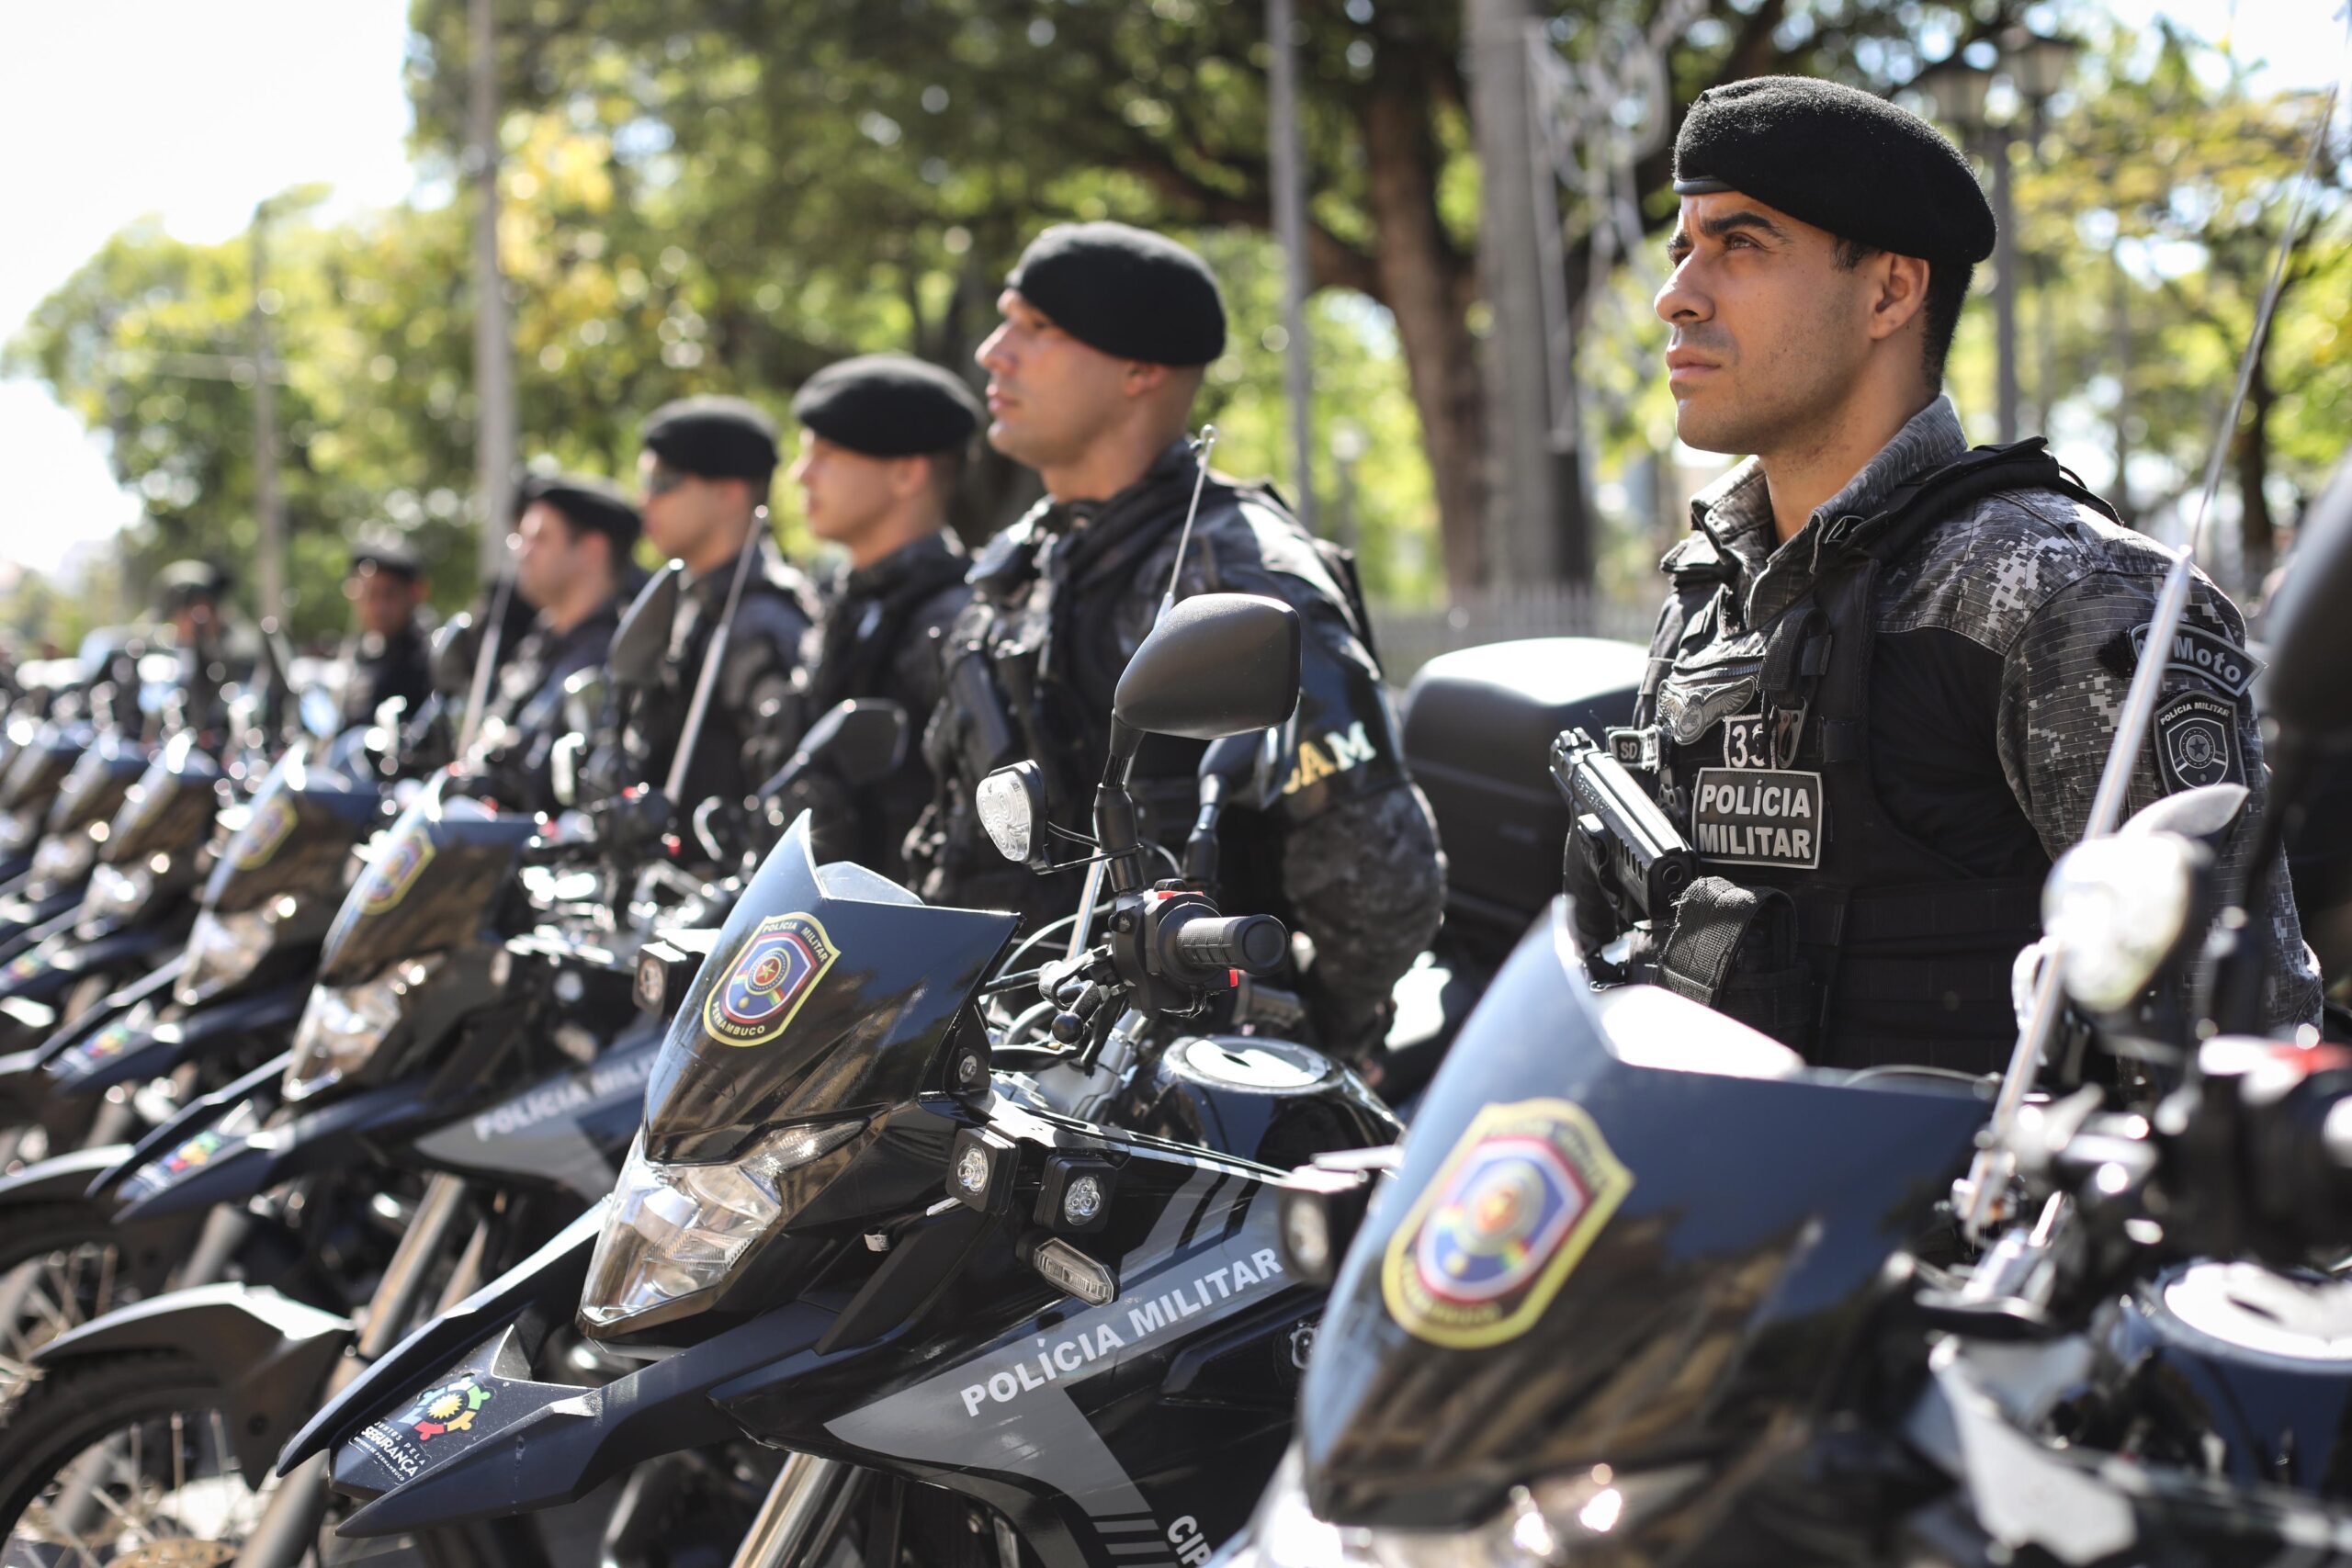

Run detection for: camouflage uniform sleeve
[[1996, 566, 2323, 1036], [1283, 780, 1448, 1062]]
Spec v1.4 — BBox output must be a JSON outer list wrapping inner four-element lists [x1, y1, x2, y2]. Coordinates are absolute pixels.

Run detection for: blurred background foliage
[[3, 0, 2345, 652]]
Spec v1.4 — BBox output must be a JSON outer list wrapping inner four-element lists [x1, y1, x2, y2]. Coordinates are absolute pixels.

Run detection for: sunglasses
[[643, 467, 693, 498]]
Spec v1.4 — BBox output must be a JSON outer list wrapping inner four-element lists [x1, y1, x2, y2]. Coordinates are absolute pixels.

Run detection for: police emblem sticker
[[2154, 690, 2242, 792], [356, 824, 435, 915], [1382, 1098, 1633, 1350], [1690, 767, 1823, 869], [703, 912, 840, 1048], [230, 793, 300, 872]]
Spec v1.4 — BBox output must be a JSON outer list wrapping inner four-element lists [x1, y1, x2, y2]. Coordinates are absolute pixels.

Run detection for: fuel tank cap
[[1163, 1035, 1333, 1093]]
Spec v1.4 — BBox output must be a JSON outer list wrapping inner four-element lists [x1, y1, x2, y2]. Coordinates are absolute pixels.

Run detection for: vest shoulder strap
[[1837, 438, 2120, 570]]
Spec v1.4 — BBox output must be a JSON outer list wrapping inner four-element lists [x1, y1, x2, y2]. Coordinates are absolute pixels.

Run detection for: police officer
[[912, 221, 1445, 1064], [340, 539, 434, 728], [628, 395, 819, 809], [784, 354, 983, 882], [464, 473, 644, 813], [153, 559, 237, 735], [1572, 76, 2320, 1067]]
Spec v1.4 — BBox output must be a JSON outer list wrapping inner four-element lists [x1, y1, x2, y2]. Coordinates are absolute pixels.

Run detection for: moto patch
[[2154, 691, 2243, 792], [704, 911, 840, 1047], [356, 825, 435, 915], [1690, 767, 1823, 869], [1382, 1098, 1632, 1350], [230, 793, 300, 871], [2129, 623, 2263, 698]]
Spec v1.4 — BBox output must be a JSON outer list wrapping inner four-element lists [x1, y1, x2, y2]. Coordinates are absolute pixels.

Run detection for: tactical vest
[[1634, 441, 2118, 1072]]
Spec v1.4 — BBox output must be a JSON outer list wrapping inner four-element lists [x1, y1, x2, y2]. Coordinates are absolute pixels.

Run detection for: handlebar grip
[[1173, 913, 1287, 977]]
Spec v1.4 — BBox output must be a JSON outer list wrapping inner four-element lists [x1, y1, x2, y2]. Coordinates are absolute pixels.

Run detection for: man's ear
[[1868, 252, 1932, 343], [888, 455, 930, 501], [1122, 360, 1170, 401]]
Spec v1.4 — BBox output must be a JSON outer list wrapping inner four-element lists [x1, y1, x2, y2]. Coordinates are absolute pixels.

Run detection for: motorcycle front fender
[[280, 1201, 607, 1474], [31, 1281, 354, 1487], [334, 1298, 825, 1536], [28, 953, 183, 1070], [46, 973, 310, 1100], [92, 1052, 291, 1208], [0, 1141, 133, 1206]]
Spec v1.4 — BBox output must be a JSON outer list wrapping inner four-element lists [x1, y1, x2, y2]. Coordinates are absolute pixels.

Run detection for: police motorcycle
[[227, 591, 1387, 1568], [0, 538, 920, 1567]]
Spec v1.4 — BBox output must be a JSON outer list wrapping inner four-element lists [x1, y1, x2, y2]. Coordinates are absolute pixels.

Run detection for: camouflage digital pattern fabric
[[1685, 397, 2320, 1035]]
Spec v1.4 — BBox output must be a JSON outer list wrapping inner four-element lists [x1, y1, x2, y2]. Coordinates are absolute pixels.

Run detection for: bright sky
[[0, 0, 2341, 583]]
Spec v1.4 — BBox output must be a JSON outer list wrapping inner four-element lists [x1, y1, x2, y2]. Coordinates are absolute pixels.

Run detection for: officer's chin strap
[[664, 505, 772, 809], [1065, 424, 1219, 965], [1959, 67, 2342, 1242]]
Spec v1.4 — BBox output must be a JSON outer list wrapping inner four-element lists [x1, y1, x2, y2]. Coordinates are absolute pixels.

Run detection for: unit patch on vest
[[1690, 767, 1823, 869], [1382, 1098, 1631, 1349], [704, 911, 840, 1047], [2154, 691, 2243, 792]]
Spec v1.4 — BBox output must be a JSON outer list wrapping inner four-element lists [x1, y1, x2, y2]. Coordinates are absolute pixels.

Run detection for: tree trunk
[[2236, 364, 2276, 592], [1358, 72, 1487, 598]]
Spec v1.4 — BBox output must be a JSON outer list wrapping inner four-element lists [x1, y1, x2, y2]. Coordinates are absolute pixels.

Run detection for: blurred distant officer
[[784, 353, 983, 880], [341, 538, 434, 728], [626, 396, 819, 807]]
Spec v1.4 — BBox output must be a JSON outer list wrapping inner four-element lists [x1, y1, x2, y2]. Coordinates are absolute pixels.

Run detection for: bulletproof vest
[[1636, 441, 2117, 1071]]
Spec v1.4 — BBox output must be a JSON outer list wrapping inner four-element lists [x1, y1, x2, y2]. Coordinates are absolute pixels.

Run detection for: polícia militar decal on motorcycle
[[703, 911, 839, 1046]]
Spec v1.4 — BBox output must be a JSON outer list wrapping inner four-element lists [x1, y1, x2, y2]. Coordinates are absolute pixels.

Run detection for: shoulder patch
[[2154, 690, 2243, 792], [2127, 622, 2264, 698]]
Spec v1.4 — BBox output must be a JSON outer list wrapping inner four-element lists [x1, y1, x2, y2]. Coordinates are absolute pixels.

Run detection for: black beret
[[521, 472, 643, 555], [640, 395, 780, 479], [155, 559, 230, 610], [1672, 76, 1996, 265], [1006, 221, 1226, 367], [792, 354, 984, 459], [350, 536, 424, 581]]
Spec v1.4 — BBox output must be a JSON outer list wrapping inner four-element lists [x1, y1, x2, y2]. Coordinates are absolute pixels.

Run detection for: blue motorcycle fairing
[[44, 972, 310, 1100]]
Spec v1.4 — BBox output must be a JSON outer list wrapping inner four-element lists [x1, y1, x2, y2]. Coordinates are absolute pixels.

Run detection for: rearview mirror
[[1111, 593, 1300, 759], [611, 564, 684, 692], [797, 699, 908, 787], [2263, 457, 2352, 746]]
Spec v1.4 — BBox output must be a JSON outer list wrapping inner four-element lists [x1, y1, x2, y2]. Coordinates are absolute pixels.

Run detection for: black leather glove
[[1563, 815, 1627, 959]]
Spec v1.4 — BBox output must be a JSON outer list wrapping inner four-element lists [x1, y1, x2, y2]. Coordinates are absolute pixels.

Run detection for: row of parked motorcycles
[[5, 480, 2352, 1568]]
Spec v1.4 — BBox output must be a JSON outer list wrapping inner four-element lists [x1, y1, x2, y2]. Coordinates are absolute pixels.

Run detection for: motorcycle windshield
[[45, 732, 144, 836], [640, 813, 1017, 1163], [317, 777, 537, 986], [1295, 902, 1991, 1531], [203, 745, 380, 931], [0, 727, 81, 811], [104, 733, 222, 865]]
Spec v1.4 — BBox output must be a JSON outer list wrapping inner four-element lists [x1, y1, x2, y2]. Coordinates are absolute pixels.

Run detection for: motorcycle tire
[[0, 1201, 171, 1421], [0, 1349, 556, 1568]]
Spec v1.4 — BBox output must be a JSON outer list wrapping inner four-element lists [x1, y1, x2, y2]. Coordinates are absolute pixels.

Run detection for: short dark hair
[[1833, 238, 1972, 389]]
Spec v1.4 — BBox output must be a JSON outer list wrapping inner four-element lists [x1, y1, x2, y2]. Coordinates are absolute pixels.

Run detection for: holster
[[1657, 876, 1815, 1053]]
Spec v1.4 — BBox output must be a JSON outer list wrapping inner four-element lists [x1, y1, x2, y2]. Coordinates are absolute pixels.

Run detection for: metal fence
[[1368, 581, 1657, 682]]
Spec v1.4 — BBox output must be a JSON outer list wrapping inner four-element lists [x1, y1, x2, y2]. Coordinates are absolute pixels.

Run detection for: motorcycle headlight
[[1230, 1446, 1706, 1568], [282, 955, 440, 1101], [28, 830, 96, 889], [175, 908, 277, 1006], [2042, 832, 2205, 1015], [579, 1120, 865, 1336], [77, 863, 155, 931]]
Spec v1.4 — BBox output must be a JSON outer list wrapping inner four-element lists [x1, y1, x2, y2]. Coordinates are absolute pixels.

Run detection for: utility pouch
[[1657, 875, 1815, 1053]]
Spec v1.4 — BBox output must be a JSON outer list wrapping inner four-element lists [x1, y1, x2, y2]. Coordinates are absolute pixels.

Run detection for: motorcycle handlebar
[[1170, 912, 1286, 977]]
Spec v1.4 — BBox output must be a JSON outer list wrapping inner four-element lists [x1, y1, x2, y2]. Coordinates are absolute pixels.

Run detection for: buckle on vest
[[1605, 726, 1661, 772]]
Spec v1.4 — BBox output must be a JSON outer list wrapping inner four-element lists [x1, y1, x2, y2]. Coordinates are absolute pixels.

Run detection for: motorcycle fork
[[728, 1452, 864, 1568], [231, 1171, 476, 1568]]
